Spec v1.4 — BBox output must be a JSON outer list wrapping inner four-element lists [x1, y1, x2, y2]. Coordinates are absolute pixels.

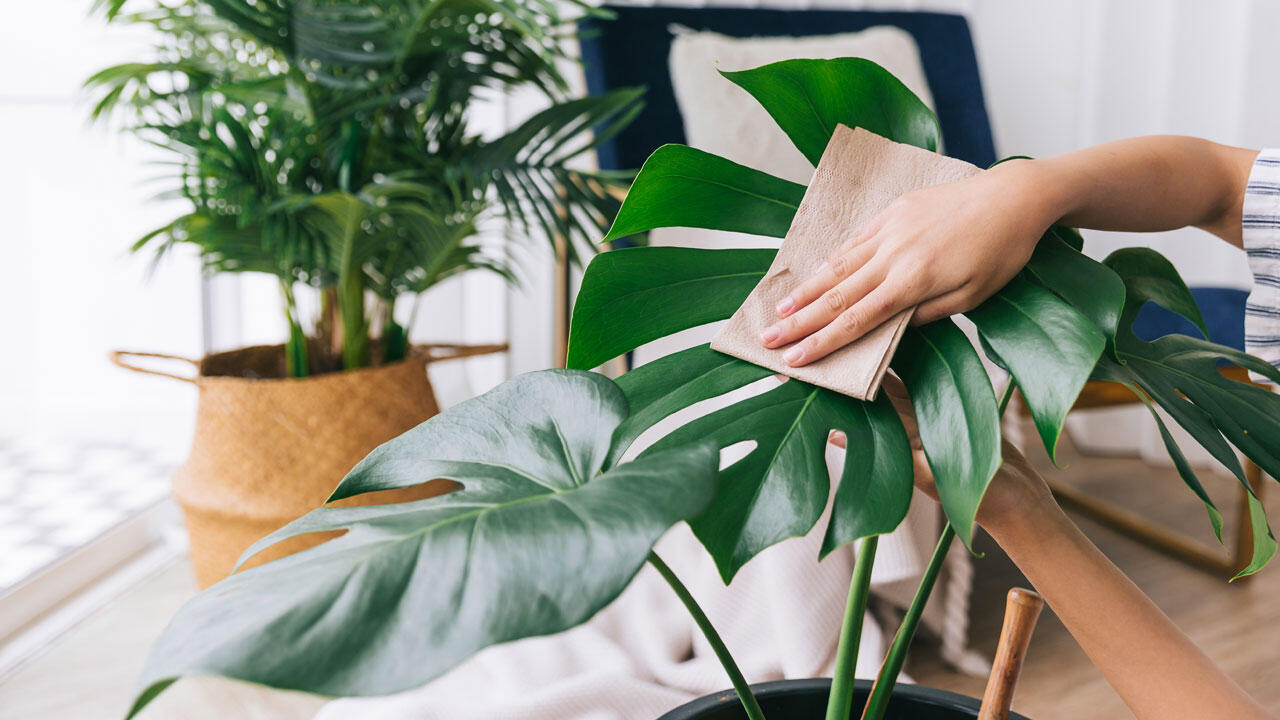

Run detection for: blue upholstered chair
[[579, 6, 995, 172]]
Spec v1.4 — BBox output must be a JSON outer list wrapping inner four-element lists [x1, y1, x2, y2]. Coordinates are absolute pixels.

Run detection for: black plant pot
[[658, 678, 1032, 720]]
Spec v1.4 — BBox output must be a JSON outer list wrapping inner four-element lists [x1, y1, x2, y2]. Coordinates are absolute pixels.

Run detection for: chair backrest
[[579, 6, 996, 171], [1132, 287, 1248, 351]]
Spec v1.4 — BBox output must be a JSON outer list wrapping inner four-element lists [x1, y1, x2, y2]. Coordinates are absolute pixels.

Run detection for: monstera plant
[[123, 59, 1280, 720]]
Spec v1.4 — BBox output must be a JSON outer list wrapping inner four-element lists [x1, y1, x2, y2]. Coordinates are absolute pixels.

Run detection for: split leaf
[[566, 246, 775, 370], [721, 57, 940, 164], [603, 144, 805, 243], [892, 320, 1001, 549], [968, 275, 1105, 462], [126, 370, 719, 718]]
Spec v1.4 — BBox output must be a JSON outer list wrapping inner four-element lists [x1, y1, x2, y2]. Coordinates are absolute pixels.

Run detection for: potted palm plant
[[88, 0, 642, 587], [117, 58, 1279, 720]]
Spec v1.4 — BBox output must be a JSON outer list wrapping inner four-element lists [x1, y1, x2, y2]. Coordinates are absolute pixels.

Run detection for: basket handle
[[110, 350, 199, 384], [421, 343, 509, 364]]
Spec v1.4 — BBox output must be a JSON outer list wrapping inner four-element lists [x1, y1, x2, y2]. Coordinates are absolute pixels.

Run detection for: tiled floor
[[0, 436, 174, 591], [0, 557, 323, 720]]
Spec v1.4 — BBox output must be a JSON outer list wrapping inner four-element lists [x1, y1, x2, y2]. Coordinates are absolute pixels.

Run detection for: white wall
[[0, 3, 199, 454]]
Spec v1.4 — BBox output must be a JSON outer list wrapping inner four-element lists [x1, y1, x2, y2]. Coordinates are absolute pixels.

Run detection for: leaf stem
[[860, 379, 1016, 720], [998, 379, 1016, 415], [647, 551, 766, 720], [859, 524, 955, 720], [825, 535, 878, 720]]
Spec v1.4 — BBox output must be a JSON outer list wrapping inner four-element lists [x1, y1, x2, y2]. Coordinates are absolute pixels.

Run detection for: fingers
[[774, 239, 878, 319], [761, 260, 885, 350], [773, 283, 911, 367], [911, 281, 990, 325]]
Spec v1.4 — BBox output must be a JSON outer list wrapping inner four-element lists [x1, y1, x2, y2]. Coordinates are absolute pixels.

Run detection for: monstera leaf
[[1095, 249, 1280, 575], [566, 247, 775, 370], [125, 371, 719, 718], [721, 57, 940, 164], [644, 376, 912, 581], [569, 58, 1108, 570], [969, 275, 1106, 462], [603, 144, 805, 243]]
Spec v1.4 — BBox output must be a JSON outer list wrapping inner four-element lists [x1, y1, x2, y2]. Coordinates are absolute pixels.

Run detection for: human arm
[[760, 136, 1259, 367], [831, 377, 1273, 720]]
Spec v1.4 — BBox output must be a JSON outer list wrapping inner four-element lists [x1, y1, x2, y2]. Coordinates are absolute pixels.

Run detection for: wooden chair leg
[[1045, 467, 1263, 582]]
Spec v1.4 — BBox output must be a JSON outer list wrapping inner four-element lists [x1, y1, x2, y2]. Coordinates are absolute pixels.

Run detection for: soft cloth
[[712, 125, 979, 400]]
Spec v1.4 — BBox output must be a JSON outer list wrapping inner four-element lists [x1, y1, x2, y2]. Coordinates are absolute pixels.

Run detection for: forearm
[[1004, 136, 1257, 247], [987, 499, 1271, 720]]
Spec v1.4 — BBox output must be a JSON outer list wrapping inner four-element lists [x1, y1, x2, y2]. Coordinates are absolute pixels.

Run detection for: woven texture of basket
[[114, 342, 504, 588]]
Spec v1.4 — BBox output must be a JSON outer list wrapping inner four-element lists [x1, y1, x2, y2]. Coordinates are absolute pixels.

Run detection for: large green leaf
[[967, 276, 1105, 462], [126, 370, 719, 718], [1091, 358, 1224, 542], [1106, 247, 1209, 338], [566, 246, 776, 370], [721, 57, 939, 164], [1101, 255, 1280, 575], [821, 392, 914, 557], [603, 144, 805, 243], [1022, 228, 1126, 345], [891, 320, 1001, 549], [611, 344, 774, 464], [644, 379, 912, 582]]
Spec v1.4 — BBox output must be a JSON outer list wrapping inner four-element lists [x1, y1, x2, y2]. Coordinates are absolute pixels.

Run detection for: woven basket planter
[[114, 342, 505, 588]]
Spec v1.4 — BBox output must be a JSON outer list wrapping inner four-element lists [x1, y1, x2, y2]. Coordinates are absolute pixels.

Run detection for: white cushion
[[670, 25, 935, 187]]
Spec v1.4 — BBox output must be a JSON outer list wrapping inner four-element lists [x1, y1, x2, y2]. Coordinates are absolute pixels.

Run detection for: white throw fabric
[[314, 25, 985, 720]]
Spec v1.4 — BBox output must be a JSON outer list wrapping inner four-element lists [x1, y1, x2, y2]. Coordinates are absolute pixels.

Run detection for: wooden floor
[[2, 438, 1278, 719], [912, 437, 1280, 719]]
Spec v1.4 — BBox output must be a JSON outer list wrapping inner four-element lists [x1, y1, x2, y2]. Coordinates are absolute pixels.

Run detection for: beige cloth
[[712, 125, 980, 400]]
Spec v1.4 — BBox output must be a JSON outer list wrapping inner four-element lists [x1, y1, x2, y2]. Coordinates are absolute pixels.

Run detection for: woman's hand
[[759, 159, 1056, 367], [829, 375, 1056, 532]]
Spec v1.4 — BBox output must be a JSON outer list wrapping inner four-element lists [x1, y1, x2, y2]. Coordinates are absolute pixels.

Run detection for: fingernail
[[759, 326, 780, 345], [782, 346, 805, 366], [775, 297, 795, 317]]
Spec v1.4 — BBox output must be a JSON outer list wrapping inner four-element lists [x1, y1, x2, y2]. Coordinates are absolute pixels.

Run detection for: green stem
[[860, 380, 1017, 720], [998, 379, 1016, 415], [280, 279, 308, 378], [825, 535, 878, 720], [647, 551, 766, 720], [339, 271, 369, 369], [860, 525, 955, 720]]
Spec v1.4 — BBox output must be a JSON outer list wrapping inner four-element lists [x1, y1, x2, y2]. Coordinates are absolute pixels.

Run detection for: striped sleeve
[[1243, 148, 1280, 381]]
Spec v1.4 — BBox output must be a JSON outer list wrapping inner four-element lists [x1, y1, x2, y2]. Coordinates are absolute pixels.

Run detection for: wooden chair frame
[[1009, 368, 1267, 581]]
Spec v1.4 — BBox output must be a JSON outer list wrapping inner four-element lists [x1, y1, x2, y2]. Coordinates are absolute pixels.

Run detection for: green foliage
[[720, 58, 939, 163], [89, 0, 641, 374], [566, 247, 776, 371], [891, 321, 1002, 549], [568, 56, 1280, 575], [968, 276, 1106, 462], [124, 54, 1280, 720], [126, 370, 719, 718], [603, 144, 806, 243], [1095, 248, 1280, 576]]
